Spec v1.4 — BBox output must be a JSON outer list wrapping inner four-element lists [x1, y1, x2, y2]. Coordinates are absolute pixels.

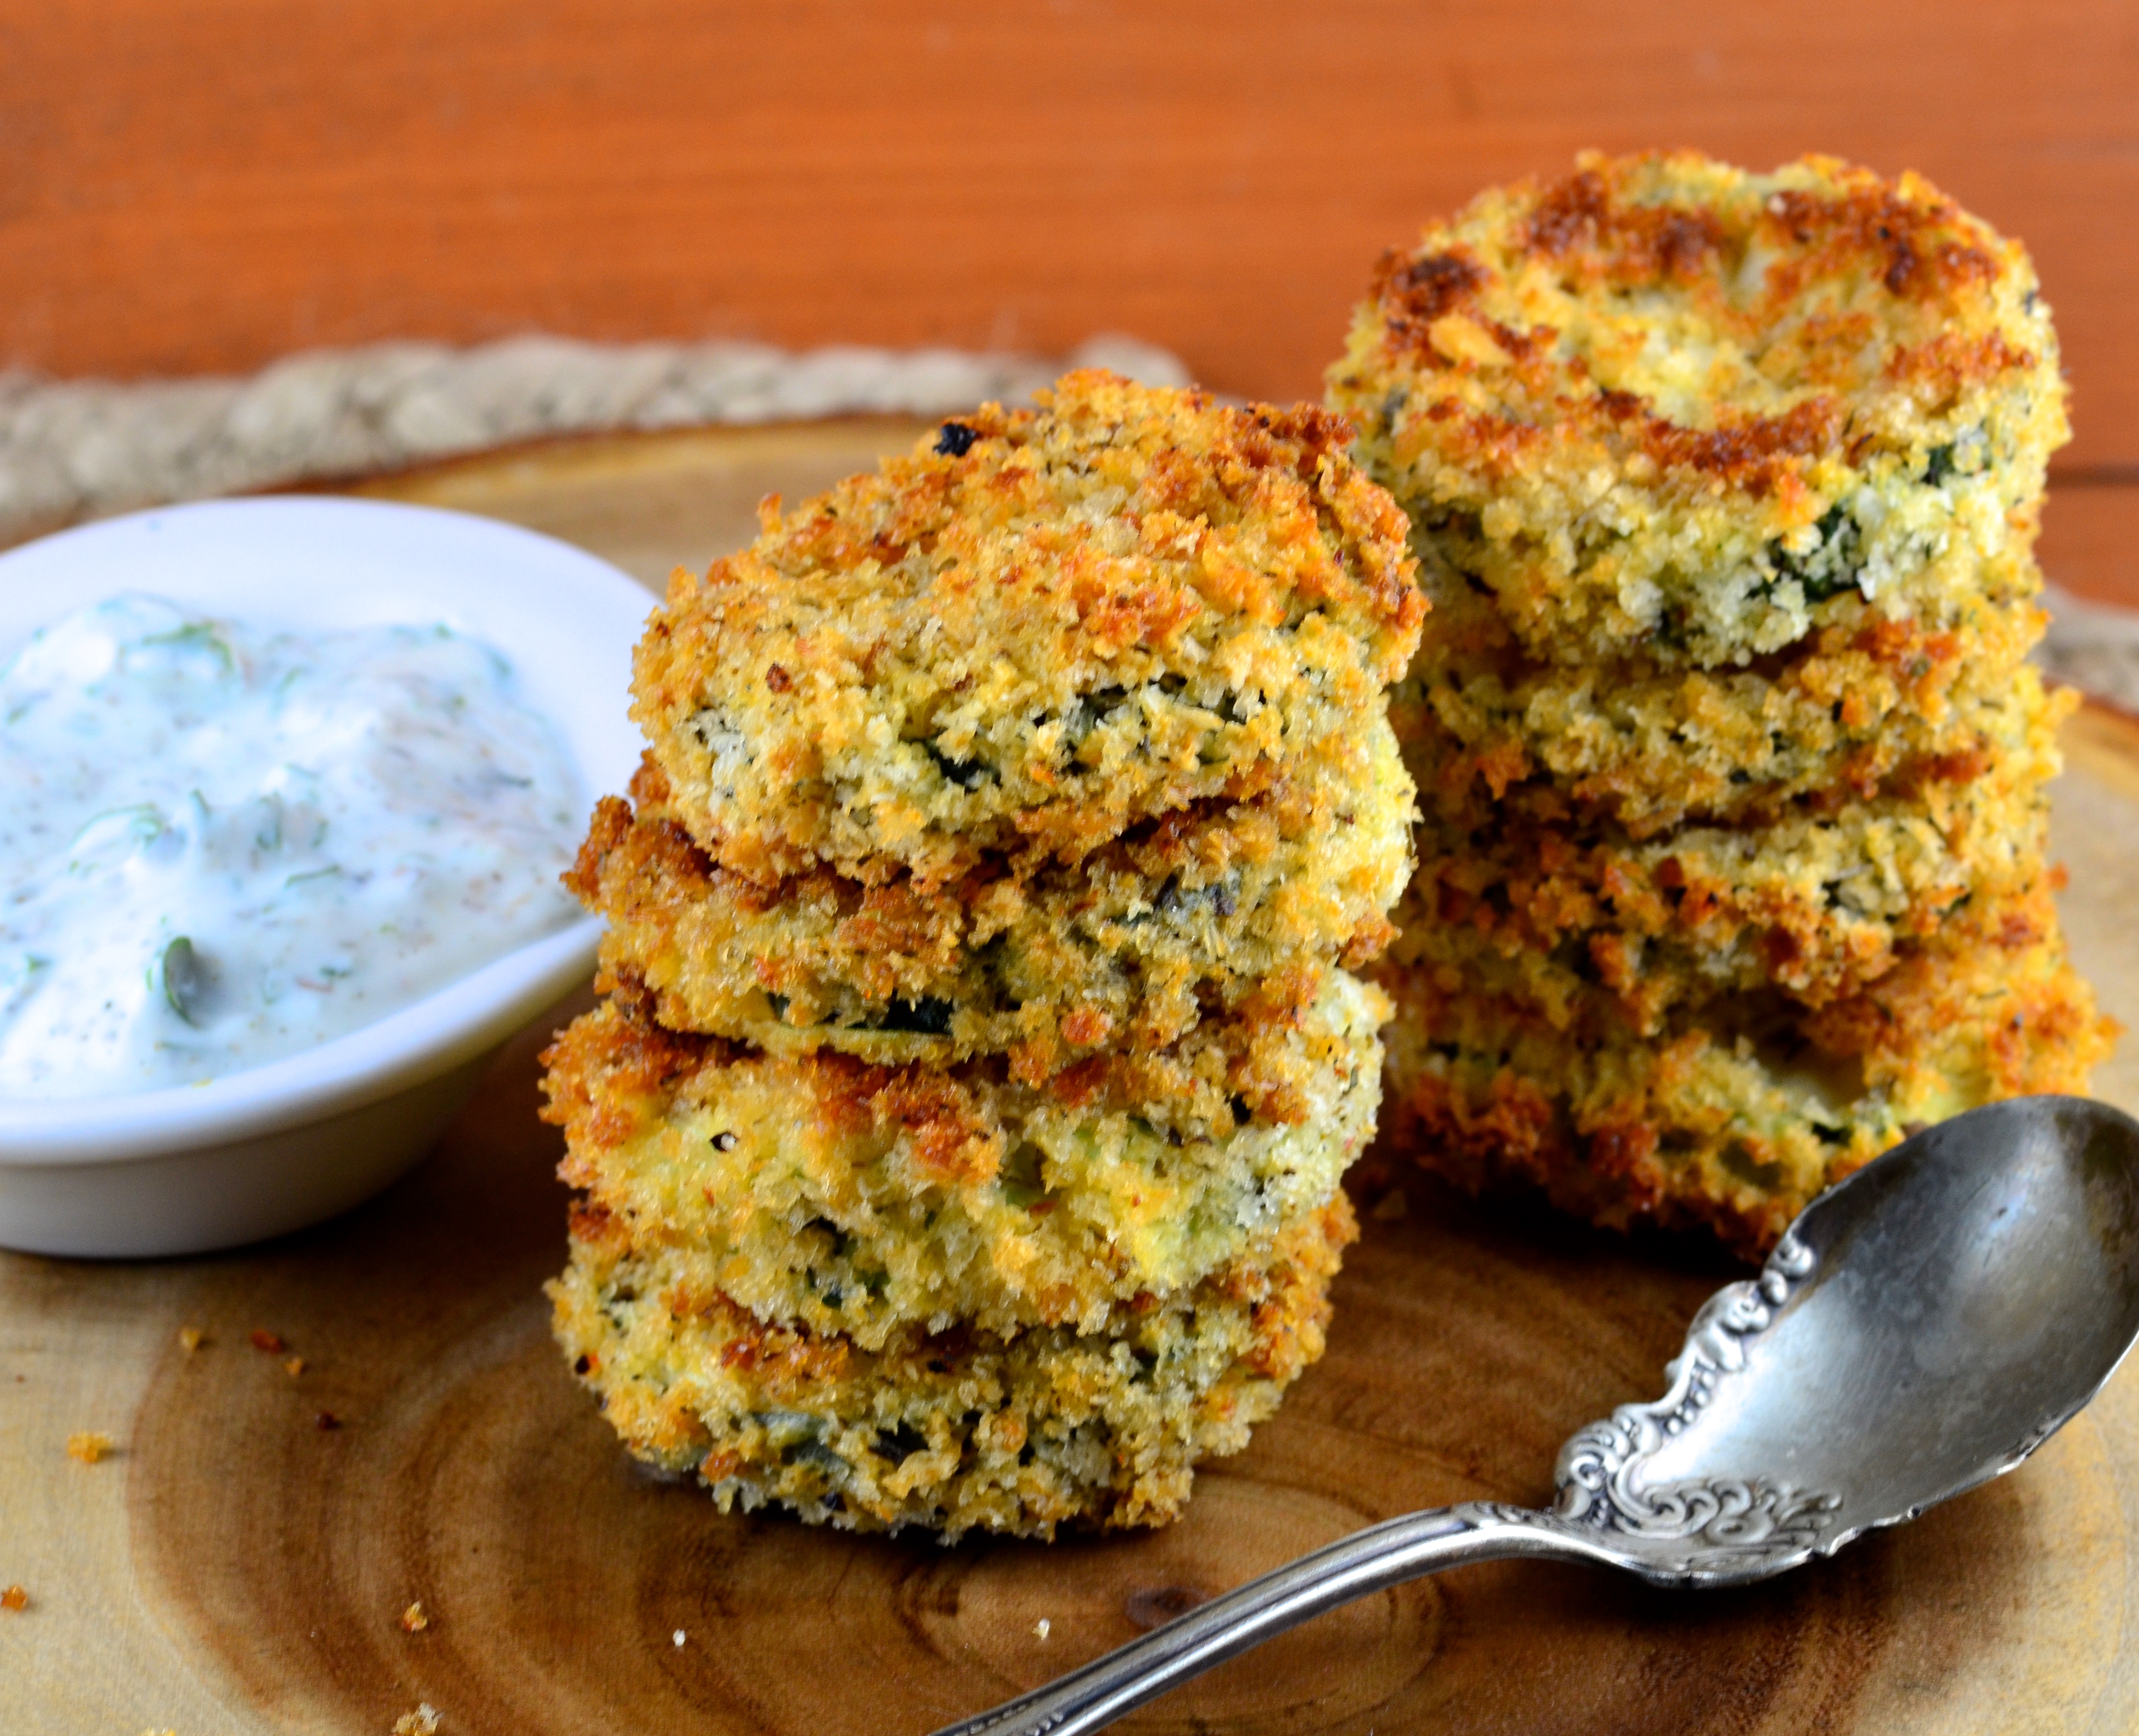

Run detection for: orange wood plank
[[2044, 482, 2139, 613], [2, 2, 2134, 466]]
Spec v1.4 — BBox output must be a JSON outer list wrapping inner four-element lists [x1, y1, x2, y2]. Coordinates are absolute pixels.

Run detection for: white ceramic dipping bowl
[[0, 498, 652, 1257]]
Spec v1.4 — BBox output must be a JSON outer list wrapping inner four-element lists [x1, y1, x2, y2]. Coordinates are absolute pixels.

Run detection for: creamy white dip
[[0, 595, 585, 1099]]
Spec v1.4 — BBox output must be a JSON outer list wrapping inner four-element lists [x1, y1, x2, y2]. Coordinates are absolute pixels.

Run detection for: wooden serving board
[[8, 425, 2139, 1735]]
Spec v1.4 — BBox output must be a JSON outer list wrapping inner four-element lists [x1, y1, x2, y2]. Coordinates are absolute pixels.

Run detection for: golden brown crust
[[1376, 927, 2116, 1258], [548, 1193, 1356, 1538], [632, 370, 1424, 886], [1397, 538, 2050, 837], [1329, 151, 2068, 670], [551, 366, 1421, 1537], [539, 975, 1384, 1346], [1392, 747, 2063, 1033], [1338, 154, 2108, 1260], [569, 727, 1411, 1082], [1364, 155, 2041, 467]]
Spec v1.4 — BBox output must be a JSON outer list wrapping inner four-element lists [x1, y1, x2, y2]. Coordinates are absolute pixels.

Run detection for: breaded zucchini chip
[[1329, 152, 2067, 670], [1392, 705, 2068, 1030], [1374, 924, 2115, 1257], [549, 1192, 1355, 1539], [572, 738, 1410, 1081], [633, 369, 1424, 887], [541, 979, 1383, 1347], [1397, 537, 2050, 836]]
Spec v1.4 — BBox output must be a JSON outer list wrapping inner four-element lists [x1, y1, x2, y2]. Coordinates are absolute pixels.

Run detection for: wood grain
[[2, 1, 2135, 470], [6, 424, 2139, 1733]]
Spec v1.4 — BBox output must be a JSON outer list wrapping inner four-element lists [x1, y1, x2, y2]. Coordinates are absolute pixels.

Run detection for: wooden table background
[[0, 0, 2134, 604]]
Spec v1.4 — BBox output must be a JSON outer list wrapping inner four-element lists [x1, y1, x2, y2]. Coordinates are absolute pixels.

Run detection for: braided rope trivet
[[0, 333, 1189, 547], [2041, 585, 2139, 714]]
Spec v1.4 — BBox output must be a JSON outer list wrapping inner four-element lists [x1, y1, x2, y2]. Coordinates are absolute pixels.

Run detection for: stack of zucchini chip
[[546, 371, 1425, 1536], [1329, 151, 2115, 1254]]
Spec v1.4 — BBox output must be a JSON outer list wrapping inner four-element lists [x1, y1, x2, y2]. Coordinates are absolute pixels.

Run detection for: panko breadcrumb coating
[[1375, 924, 2113, 1255], [543, 979, 1384, 1346], [551, 1191, 1355, 1539], [553, 369, 1423, 1538], [573, 743, 1410, 1082], [1396, 712, 2067, 1031], [1336, 153, 2111, 1254], [632, 370, 1424, 888], [1328, 151, 2067, 671], [1398, 537, 2050, 837]]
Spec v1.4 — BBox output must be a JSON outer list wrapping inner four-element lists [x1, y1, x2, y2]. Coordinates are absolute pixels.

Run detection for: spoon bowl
[[936, 1096, 2139, 1735], [1577, 1093, 2139, 1580]]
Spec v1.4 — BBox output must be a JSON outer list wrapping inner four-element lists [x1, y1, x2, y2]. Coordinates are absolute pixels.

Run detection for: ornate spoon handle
[[928, 1502, 1609, 1736]]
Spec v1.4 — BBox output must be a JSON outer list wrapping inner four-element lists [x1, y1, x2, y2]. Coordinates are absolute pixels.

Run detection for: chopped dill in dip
[[0, 594, 584, 1099]]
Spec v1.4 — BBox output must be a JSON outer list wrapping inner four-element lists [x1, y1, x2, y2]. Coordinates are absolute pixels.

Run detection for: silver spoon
[[933, 1095, 2139, 1736]]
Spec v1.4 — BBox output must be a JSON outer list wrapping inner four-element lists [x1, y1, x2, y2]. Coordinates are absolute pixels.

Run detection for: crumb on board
[[249, 1329, 286, 1355], [285, 1357, 305, 1378], [1369, 1188, 1408, 1223], [178, 1326, 204, 1353], [66, 1431, 113, 1464], [2, 1584, 27, 1612], [1034, 1617, 1052, 1641], [672, 1628, 686, 1648], [317, 1411, 343, 1431], [401, 1601, 428, 1633], [393, 1706, 440, 1736]]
